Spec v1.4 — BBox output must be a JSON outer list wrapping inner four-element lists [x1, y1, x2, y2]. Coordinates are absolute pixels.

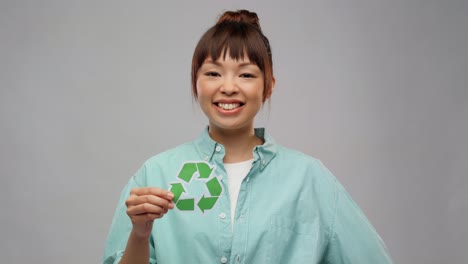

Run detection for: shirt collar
[[194, 126, 277, 170]]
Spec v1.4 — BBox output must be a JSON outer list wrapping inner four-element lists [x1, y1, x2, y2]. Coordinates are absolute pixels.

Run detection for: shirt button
[[220, 256, 228, 263], [262, 160, 266, 166], [215, 146, 222, 152], [219, 212, 226, 219], [246, 177, 250, 182]]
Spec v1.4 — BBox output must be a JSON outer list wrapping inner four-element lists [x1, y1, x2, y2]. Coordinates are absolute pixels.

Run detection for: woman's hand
[[125, 187, 174, 239]]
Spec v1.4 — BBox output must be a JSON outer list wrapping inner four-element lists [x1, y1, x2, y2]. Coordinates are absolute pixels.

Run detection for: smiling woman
[[103, 9, 393, 264]]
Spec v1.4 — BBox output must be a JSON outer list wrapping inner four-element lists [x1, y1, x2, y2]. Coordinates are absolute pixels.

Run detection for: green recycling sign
[[170, 161, 223, 213]]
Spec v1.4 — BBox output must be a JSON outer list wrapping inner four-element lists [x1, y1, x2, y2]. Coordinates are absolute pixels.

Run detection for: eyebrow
[[204, 60, 256, 68]]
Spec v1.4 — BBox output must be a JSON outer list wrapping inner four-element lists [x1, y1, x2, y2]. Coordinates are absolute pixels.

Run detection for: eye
[[205, 71, 220, 77], [240, 73, 256, 78]]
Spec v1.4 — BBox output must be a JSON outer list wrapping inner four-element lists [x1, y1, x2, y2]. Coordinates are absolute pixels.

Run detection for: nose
[[219, 77, 238, 95]]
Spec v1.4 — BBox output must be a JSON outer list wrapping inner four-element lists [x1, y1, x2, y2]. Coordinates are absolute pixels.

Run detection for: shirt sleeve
[[323, 180, 393, 264], [102, 166, 158, 264]]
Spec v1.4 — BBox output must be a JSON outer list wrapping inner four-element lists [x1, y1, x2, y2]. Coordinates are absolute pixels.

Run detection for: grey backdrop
[[1, 0, 467, 263]]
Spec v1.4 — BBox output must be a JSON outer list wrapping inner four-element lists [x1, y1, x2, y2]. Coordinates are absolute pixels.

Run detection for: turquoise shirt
[[103, 128, 392, 263]]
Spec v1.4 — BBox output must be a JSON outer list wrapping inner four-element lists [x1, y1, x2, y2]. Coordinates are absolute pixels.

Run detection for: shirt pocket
[[265, 215, 325, 264]]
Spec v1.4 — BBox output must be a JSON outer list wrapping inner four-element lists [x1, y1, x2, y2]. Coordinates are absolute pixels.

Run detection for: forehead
[[202, 49, 256, 66]]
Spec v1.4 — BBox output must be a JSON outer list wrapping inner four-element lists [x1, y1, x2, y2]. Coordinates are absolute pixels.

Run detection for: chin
[[209, 121, 253, 132]]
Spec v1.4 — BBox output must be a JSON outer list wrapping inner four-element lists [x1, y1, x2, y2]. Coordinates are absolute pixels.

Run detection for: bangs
[[195, 22, 268, 70]]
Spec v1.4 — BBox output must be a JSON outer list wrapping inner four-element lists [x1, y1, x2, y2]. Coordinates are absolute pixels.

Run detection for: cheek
[[251, 83, 265, 102], [195, 79, 202, 97], [197, 79, 220, 98], [196, 81, 213, 105], [248, 91, 264, 109]]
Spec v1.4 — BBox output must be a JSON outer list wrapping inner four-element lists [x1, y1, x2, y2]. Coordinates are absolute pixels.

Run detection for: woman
[[103, 10, 392, 264]]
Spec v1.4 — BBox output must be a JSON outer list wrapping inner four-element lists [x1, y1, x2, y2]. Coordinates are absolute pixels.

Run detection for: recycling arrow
[[178, 163, 198, 182], [206, 177, 222, 196], [176, 198, 195, 211], [197, 162, 214, 179], [197, 195, 218, 213], [170, 161, 222, 213], [169, 183, 185, 203]]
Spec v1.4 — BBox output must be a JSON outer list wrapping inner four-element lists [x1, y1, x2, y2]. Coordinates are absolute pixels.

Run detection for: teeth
[[218, 103, 241, 110]]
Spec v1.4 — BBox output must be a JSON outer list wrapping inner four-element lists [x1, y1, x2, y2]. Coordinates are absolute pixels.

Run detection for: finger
[[127, 203, 170, 216], [130, 187, 174, 201], [126, 194, 175, 209], [131, 213, 164, 223]]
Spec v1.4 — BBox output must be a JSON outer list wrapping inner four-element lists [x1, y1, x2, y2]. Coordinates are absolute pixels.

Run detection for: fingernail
[[167, 192, 174, 199], [168, 202, 175, 209]]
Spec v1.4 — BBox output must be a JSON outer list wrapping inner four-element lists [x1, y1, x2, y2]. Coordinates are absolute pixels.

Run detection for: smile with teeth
[[216, 103, 242, 110]]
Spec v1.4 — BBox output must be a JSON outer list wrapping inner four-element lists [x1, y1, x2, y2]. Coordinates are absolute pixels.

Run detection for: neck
[[208, 126, 263, 163]]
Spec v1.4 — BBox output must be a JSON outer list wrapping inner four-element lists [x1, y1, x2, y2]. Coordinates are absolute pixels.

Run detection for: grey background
[[1, 0, 467, 263]]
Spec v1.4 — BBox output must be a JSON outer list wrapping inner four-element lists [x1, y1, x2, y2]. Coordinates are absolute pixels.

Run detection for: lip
[[213, 99, 244, 115], [214, 99, 244, 104]]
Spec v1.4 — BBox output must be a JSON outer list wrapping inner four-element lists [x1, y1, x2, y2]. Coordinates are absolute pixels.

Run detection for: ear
[[264, 76, 276, 101], [271, 76, 276, 94]]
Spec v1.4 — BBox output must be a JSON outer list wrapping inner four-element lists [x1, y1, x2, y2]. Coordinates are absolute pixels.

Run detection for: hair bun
[[216, 10, 262, 31]]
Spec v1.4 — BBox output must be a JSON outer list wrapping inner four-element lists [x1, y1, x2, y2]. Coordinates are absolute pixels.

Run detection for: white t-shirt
[[224, 159, 254, 230]]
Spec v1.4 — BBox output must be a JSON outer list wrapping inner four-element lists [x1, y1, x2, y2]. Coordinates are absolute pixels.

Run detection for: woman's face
[[196, 54, 265, 133]]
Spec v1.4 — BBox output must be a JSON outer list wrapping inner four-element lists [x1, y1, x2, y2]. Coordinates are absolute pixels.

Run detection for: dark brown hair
[[191, 10, 274, 102]]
